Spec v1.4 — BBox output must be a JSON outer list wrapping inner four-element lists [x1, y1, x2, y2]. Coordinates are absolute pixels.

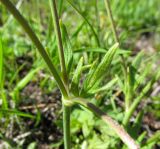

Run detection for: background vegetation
[[0, 0, 160, 148]]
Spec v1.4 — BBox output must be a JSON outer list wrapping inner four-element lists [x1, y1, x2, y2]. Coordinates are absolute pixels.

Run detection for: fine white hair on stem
[[71, 98, 140, 149]]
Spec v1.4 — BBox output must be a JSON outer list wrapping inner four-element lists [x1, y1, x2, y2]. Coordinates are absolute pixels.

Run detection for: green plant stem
[[49, 1, 71, 149], [68, 98, 139, 149], [49, 0, 68, 87], [0, 0, 68, 98], [63, 105, 71, 149]]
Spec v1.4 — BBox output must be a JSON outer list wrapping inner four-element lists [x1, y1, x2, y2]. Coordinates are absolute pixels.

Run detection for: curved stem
[[1, 0, 68, 98], [70, 98, 140, 149]]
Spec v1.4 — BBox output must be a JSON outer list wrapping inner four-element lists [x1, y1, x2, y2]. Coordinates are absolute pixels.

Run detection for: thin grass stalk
[[123, 69, 160, 126], [104, 0, 128, 111], [0, 0, 68, 98], [0, 39, 8, 109], [49, 1, 71, 148], [104, 0, 119, 43], [104, 0, 127, 64], [95, 0, 100, 39], [67, 0, 100, 46], [123, 81, 153, 126], [2, 0, 24, 29]]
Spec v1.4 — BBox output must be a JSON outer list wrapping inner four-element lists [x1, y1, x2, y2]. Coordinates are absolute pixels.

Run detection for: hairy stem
[[0, 0, 68, 97], [71, 98, 140, 149]]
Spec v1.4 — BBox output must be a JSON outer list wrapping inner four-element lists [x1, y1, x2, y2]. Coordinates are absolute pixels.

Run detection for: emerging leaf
[[60, 21, 73, 74], [70, 57, 83, 96], [86, 43, 119, 91]]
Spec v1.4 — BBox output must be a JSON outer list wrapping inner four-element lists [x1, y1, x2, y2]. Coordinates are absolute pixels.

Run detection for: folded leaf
[[70, 57, 83, 96], [60, 21, 73, 74], [87, 43, 119, 91]]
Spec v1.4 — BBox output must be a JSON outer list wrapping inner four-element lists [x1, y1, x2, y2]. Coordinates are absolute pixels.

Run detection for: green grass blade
[[0, 39, 8, 109], [14, 68, 40, 91], [1, 0, 68, 97], [11, 67, 40, 103], [144, 131, 160, 146], [71, 21, 85, 39], [0, 109, 35, 119], [132, 51, 144, 69], [74, 47, 107, 53], [74, 47, 131, 55], [123, 68, 160, 126], [134, 63, 152, 90], [66, 0, 100, 46], [125, 66, 136, 111], [0, 38, 3, 89], [116, 74, 125, 93], [90, 77, 118, 93], [137, 131, 147, 144], [123, 80, 153, 126], [131, 111, 144, 139]]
